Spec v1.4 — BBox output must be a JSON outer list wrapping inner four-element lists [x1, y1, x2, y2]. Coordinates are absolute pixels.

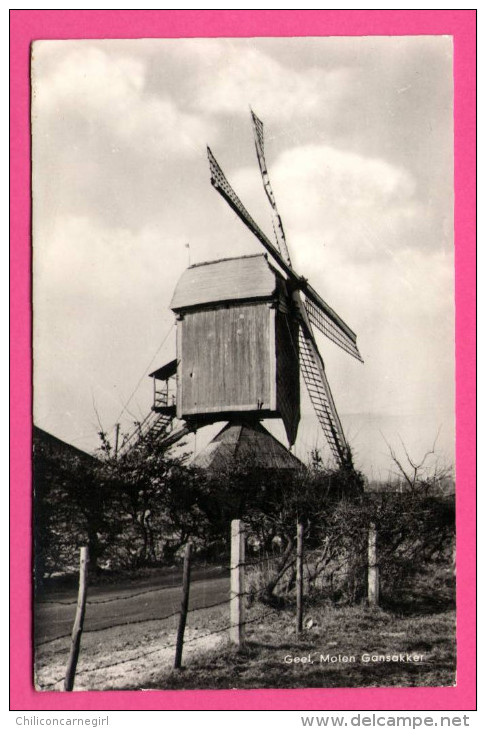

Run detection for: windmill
[[120, 111, 363, 469]]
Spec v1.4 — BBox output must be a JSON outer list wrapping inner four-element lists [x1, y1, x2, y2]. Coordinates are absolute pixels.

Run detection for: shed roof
[[191, 421, 304, 472], [170, 254, 281, 311], [33, 426, 97, 464], [149, 359, 177, 381]]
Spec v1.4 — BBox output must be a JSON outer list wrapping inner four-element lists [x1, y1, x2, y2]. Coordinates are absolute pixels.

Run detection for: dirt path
[[35, 573, 229, 643], [35, 624, 227, 691], [35, 571, 230, 691]]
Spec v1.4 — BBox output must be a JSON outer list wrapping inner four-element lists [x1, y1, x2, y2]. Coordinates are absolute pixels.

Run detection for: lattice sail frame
[[251, 110, 291, 266], [208, 112, 362, 467], [304, 297, 363, 362], [208, 146, 360, 355], [298, 326, 348, 464], [250, 111, 351, 464]]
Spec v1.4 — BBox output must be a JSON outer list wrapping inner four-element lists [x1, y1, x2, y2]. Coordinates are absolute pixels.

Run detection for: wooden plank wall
[[178, 302, 273, 417]]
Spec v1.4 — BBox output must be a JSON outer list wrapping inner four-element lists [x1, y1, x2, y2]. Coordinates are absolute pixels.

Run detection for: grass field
[[122, 603, 456, 691], [36, 563, 455, 691]]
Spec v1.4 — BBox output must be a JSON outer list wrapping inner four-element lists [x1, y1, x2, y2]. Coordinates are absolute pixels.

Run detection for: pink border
[[10, 10, 476, 711]]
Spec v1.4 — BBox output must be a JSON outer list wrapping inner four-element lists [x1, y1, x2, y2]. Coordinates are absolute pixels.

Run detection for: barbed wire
[[37, 567, 227, 606], [38, 531, 449, 646], [231, 552, 294, 570], [38, 514, 452, 599], [240, 553, 290, 568], [35, 585, 277, 651], [40, 583, 191, 607], [35, 609, 179, 648], [37, 519, 451, 613], [35, 591, 243, 648], [36, 555, 296, 609], [38, 606, 278, 690], [35, 517, 452, 655]]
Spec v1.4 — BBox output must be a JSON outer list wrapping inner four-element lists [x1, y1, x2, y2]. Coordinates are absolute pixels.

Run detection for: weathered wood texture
[[171, 254, 278, 311], [172, 254, 299, 441], [296, 523, 304, 634], [368, 522, 380, 606], [174, 542, 192, 669], [230, 519, 245, 646], [178, 302, 272, 417], [64, 547, 89, 691], [191, 422, 304, 471], [149, 359, 177, 381]]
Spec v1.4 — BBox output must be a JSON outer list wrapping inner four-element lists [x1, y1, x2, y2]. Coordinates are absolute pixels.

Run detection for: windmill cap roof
[[191, 421, 304, 472], [170, 254, 283, 311]]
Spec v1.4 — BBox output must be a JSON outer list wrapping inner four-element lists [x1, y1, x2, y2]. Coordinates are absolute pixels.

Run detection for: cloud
[[230, 143, 421, 271], [31, 38, 455, 473], [32, 45, 214, 159], [33, 215, 187, 440], [164, 38, 352, 125], [224, 141, 454, 438]]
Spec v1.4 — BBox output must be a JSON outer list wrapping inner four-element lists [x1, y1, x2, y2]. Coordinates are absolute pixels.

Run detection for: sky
[[31, 36, 455, 479]]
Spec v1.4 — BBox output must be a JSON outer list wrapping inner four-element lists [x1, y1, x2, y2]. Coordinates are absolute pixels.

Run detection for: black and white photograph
[[31, 36, 456, 692]]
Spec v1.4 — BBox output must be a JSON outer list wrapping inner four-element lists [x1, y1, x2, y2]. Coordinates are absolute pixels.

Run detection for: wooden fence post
[[64, 546, 89, 691], [296, 522, 304, 634], [174, 541, 192, 669], [367, 522, 379, 606], [230, 519, 245, 647]]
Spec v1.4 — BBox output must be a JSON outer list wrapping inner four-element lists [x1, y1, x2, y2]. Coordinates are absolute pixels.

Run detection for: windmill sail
[[208, 136, 359, 467], [249, 111, 359, 463], [250, 110, 291, 265], [304, 296, 363, 362], [208, 146, 361, 361], [298, 324, 349, 465], [250, 112, 362, 365], [208, 146, 280, 261]]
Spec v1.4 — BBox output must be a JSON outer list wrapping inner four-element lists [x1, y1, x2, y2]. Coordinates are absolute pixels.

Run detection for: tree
[[195, 453, 365, 603], [97, 430, 210, 568], [384, 430, 454, 495], [33, 429, 120, 583]]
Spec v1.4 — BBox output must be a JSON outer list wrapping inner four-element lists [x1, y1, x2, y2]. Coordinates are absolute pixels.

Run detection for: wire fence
[[35, 516, 436, 691], [35, 566, 273, 648], [38, 603, 277, 691], [37, 566, 225, 607], [34, 532, 284, 692]]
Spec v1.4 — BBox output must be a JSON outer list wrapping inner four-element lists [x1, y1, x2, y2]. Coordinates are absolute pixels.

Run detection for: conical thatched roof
[[191, 421, 304, 472]]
